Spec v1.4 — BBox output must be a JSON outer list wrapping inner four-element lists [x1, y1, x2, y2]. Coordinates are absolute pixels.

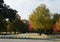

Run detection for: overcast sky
[[4, 0, 60, 20]]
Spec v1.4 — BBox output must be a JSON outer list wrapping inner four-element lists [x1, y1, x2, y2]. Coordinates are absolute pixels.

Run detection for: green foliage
[[52, 13, 60, 24], [0, 0, 4, 3], [0, 0, 18, 34], [0, 0, 29, 33], [52, 13, 60, 34], [29, 4, 53, 34]]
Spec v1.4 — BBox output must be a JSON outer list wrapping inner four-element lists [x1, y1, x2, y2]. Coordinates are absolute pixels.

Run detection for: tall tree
[[29, 4, 53, 34], [0, 0, 18, 34], [52, 13, 60, 34]]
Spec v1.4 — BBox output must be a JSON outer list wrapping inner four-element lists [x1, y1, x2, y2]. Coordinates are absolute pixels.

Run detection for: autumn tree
[[52, 13, 60, 34], [29, 4, 53, 34]]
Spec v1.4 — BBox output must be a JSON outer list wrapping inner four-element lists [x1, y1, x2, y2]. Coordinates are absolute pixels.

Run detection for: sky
[[4, 0, 60, 20]]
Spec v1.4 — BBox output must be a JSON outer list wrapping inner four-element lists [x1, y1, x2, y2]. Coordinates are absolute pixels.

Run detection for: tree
[[57, 18, 60, 32], [53, 20, 60, 34], [29, 22, 33, 32], [0, 0, 18, 34], [10, 14, 29, 34], [0, 0, 29, 34], [52, 13, 60, 34], [21, 19, 29, 33], [29, 4, 53, 34], [52, 13, 60, 25], [0, 0, 4, 3]]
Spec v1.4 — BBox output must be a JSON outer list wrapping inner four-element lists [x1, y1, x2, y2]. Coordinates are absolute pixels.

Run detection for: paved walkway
[[0, 39, 60, 42]]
